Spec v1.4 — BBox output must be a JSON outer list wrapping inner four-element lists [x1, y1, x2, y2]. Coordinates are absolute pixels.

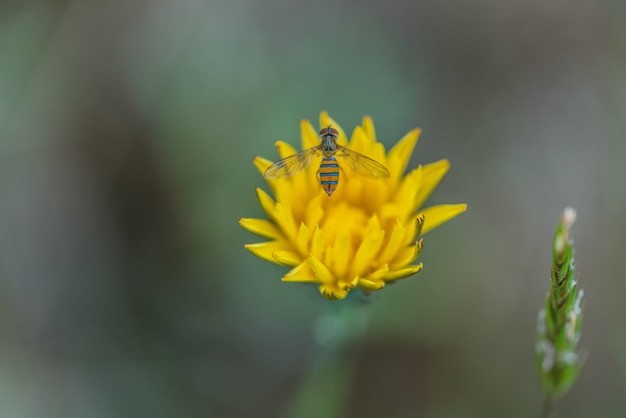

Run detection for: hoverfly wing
[[263, 146, 320, 179], [338, 146, 390, 179]]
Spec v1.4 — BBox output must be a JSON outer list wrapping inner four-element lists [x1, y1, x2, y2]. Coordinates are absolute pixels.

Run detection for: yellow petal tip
[[358, 278, 385, 291], [319, 284, 348, 300]]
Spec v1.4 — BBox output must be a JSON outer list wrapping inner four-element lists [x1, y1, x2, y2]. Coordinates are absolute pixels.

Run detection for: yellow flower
[[239, 112, 466, 300]]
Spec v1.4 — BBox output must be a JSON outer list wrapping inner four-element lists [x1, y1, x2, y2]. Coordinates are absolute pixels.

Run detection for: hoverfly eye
[[319, 127, 339, 140]]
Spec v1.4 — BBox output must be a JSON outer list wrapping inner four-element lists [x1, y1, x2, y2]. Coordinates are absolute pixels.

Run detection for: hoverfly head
[[319, 126, 339, 139]]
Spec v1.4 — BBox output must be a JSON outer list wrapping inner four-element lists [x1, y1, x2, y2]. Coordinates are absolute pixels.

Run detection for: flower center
[[319, 201, 370, 249]]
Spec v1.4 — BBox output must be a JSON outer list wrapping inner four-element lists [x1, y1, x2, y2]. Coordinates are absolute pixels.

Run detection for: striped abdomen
[[319, 156, 339, 196]]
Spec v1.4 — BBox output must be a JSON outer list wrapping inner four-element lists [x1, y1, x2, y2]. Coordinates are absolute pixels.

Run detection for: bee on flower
[[239, 112, 466, 300]]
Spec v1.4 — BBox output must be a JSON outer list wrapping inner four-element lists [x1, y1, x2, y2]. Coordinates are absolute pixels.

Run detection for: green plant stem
[[280, 349, 357, 418], [542, 396, 555, 418], [282, 298, 371, 418]]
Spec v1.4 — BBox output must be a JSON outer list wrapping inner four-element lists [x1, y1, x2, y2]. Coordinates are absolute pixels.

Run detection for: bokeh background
[[0, 0, 624, 417]]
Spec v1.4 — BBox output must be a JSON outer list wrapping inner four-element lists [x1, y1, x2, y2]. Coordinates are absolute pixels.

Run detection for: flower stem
[[542, 396, 555, 418], [282, 298, 371, 418], [281, 348, 357, 418]]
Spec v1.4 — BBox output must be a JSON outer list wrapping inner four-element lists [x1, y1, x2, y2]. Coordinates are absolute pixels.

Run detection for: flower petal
[[310, 225, 325, 259], [379, 203, 403, 221], [351, 229, 385, 278], [366, 263, 390, 281], [256, 188, 276, 219], [282, 261, 318, 283], [405, 213, 426, 243], [296, 222, 311, 255], [361, 116, 376, 142], [384, 263, 423, 281], [239, 218, 281, 239], [378, 219, 406, 264], [305, 196, 324, 228], [349, 126, 371, 154], [254, 156, 273, 176], [369, 141, 387, 167], [254, 158, 280, 196], [275, 202, 298, 239], [420, 204, 467, 234], [390, 239, 423, 269], [326, 233, 350, 279], [414, 159, 450, 210], [273, 250, 302, 267], [412, 213, 426, 239], [359, 264, 389, 290], [319, 284, 348, 300], [358, 277, 385, 291], [391, 167, 422, 220], [300, 119, 319, 150], [245, 241, 291, 266], [308, 254, 334, 283], [275, 140, 298, 159], [387, 129, 420, 178], [338, 276, 359, 290]]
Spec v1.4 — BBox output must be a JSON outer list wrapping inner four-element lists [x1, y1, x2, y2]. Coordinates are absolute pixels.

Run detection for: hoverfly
[[264, 126, 390, 196]]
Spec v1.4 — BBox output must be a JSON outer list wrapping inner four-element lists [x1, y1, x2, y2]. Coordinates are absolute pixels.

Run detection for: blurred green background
[[0, 0, 624, 417]]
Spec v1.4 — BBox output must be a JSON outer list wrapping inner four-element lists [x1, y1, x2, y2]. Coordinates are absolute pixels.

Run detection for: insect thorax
[[320, 135, 338, 157]]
